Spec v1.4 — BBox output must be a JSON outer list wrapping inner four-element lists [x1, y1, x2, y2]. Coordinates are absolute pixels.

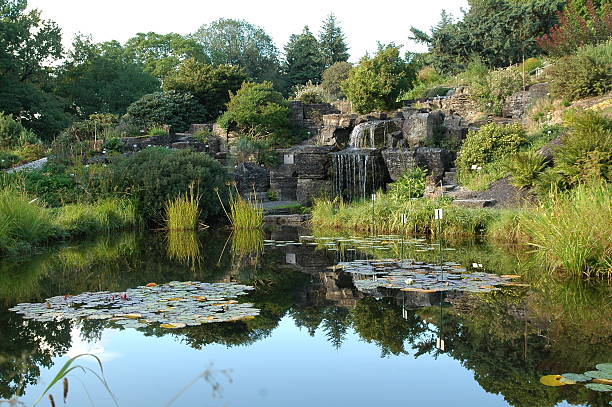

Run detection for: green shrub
[[388, 168, 427, 199], [292, 81, 329, 104], [101, 148, 230, 223], [218, 189, 264, 230], [147, 126, 168, 136], [549, 41, 612, 101], [231, 137, 280, 167], [526, 124, 564, 150], [505, 151, 547, 189], [321, 61, 353, 100], [555, 110, 611, 184], [217, 82, 292, 145], [14, 143, 47, 162], [0, 151, 20, 170], [102, 137, 125, 153], [0, 113, 32, 149], [471, 68, 523, 115], [164, 185, 201, 230], [341, 44, 415, 113], [456, 123, 527, 182], [54, 198, 139, 236], [193, 128, 212, 143], [516, 57, 544, 74], [123, 91, 207, 133]]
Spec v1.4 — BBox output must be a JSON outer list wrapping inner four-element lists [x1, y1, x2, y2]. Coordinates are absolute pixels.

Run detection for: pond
[[0, 227, 610, 407]]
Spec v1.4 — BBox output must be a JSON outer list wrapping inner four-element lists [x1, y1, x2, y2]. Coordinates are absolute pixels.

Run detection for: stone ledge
[[263, 214, 311, 225], [452, 199, 497, 208]]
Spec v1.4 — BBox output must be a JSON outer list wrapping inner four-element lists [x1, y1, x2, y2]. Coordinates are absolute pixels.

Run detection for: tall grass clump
[[164, 185, 201, 230], [218, 188, 263, 229], [53, 198, 139, 237], [311, 193, 498, 239], [520, 183, 611, 278], [0, 188, 55, 254]]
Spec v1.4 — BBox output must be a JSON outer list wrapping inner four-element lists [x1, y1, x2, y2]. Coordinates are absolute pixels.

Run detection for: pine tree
[[284, 26, 326, 89], [318, 13, 350, 68]]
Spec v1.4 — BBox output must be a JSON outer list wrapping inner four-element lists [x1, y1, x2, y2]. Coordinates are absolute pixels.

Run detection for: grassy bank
[[0, 188, 140, 255], [311, 183, 611, 278]]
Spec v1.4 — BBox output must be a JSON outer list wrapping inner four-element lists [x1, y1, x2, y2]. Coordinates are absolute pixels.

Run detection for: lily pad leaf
[[540, 375, 567, 387], [585, 370, 612, 380], [561, 373, 590, 382], [585, 383, 612, 392]]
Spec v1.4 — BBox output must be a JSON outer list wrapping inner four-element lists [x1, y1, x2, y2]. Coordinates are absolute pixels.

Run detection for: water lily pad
[[540, 375, 567, 387], [160, 323, 186, 329], [561, 373, 590, 382], [596, 363, 612, 373], [585, 370, 612, 380], [585, 383, 612, 392]]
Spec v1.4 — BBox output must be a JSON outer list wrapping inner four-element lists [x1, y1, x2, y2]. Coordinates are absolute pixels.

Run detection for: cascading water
[[332, 120, 391, 201]]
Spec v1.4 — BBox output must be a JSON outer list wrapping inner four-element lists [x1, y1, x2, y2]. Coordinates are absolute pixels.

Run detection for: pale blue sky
[[27, 0, 469, 61]]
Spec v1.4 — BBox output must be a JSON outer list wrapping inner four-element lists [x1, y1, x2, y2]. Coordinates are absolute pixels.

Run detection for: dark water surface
[[0, 228, 610, 407]]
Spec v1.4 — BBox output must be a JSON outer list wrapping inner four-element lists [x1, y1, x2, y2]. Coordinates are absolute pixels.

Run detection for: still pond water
[[0, 227, 610, 407]]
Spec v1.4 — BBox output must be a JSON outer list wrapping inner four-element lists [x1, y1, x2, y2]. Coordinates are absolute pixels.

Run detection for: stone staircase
[[441, 167, 457, 194], [441, 167, 497, 208]]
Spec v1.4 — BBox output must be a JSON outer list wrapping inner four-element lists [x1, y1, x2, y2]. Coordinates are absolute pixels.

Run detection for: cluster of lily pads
[[333, 259, 527, 294], [263, 235, 442, 253], [540, 363, 612, 395], [9, 281, 259, 330]]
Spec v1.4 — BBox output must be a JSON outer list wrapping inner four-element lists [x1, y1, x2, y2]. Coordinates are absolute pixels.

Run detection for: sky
[[27, 0, 469, 61]]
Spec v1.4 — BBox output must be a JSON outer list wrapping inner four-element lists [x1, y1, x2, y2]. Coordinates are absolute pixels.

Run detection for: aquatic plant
[[166, 230, 202, 269], [53, 198, 139, 236], [217, 187, 263, 230], [164, 184, 201, 230]]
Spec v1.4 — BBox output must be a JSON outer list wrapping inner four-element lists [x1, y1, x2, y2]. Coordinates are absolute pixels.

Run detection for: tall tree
[[124, 32, 208, 80], [410, 0, 565, 73], [284, 26, 325, 90], [163, 59, 247, 120], [193, 19, 281, 86], [318, 13, 350, 68], [55, 35, 160, 119], [0, 0, 69, 138]]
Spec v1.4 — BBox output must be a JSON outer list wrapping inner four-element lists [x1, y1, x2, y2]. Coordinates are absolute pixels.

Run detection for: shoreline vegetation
[[310, 182, 611, 279]]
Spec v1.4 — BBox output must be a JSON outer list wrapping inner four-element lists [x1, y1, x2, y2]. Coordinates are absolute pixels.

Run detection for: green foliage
[[193, 18, 281, 85], [520, 183, 611, 278], [469, 65, 523, 115], [124, 32, 208, 79], [292, 81, 329, 104], [388, 168, 427, 199], [164, 185, 201, 230], [284, 26, 325, 89], [147, 126, 167, 136], [546, 110, 612, 188], [101, 148, 230, 223], [0, 165, 79, 207], [55, 35, 160, 119], [102, 137, 124, 153], [0, 150, 19, 169], [457, 123, 527, 181], [410, 1, 565, 73], [321, 61, 352, 100], [217, 82, 292, 144], [505, 151, 547, 188], [123, 91, 207, 133], [218, 188, 263, 229], [53, 198, 139, 238], [230, 137, 280, 167], [536, 0, 612, 57], [0, 0, 69, 139], [318, 13, 350, 68], [342, 44, 415, 113], [0, 112, 31, 148], [548, 41, 612, 101], [163, 59, 248, 121]]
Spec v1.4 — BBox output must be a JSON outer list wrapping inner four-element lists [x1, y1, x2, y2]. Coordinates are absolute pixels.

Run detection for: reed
[[164, 185, 201, 230], [54, 198, 139, 236], [166, 230, 202, 269], [519, 182, 611, 278], [217, 188, 263, 229]]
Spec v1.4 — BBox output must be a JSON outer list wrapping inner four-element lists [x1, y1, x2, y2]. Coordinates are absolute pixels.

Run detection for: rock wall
[[289, 101, 340, 138], [502, 83, 549, 119]]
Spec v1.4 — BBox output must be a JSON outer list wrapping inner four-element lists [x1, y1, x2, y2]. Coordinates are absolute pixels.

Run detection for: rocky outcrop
[[382, 147, 451, 183], [234, 162, 270, 198], [402, 109, 445, 148], [502, 83, 549, 119], [424, 87, 482, 122], [297, 179, 331, 205], [294, 145, 336, 179], [289, 101, 340, 138], [318, 113, 358, 147]]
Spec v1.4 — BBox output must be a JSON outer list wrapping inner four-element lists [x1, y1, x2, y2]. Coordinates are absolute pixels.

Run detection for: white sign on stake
[[283, 154, 294, 165], [401, 214, 408, 225], [371, 194, 376, 202], [434, 209, 444, 220]]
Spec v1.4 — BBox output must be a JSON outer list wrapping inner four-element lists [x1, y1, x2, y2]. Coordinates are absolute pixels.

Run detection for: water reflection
[[0, 228, 610, 406]]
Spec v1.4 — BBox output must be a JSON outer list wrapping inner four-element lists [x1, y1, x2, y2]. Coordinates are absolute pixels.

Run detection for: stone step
[[264, 214, 311, 225], [441, 184, 456, 192], [452, 199, 497, 208]]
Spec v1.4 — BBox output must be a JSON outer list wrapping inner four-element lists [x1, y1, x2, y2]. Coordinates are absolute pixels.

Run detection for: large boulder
[[502, 83, 549, 119], [270, 161, 298, 201], [293, 145, 336, 179], [234, 162, 270, 197], [402, 110, 445, 148], [297, 179, 331, 205], [381, 150, 418, 181], [381, 147, 451, 183]]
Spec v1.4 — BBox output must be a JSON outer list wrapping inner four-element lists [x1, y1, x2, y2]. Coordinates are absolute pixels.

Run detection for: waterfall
[[332, 149, 387, 201]]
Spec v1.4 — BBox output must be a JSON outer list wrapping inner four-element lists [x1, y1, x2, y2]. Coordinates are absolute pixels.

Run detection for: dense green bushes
[[548, 41, 612, 101], [456, 123, 527, 182], [123, 91, 207, 133], [388, 168, 427, 199], [321, 61, 352, 100], [342, 45, 415, 113], [217, 82, 293, 145], [98, 148, 230, 223]]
